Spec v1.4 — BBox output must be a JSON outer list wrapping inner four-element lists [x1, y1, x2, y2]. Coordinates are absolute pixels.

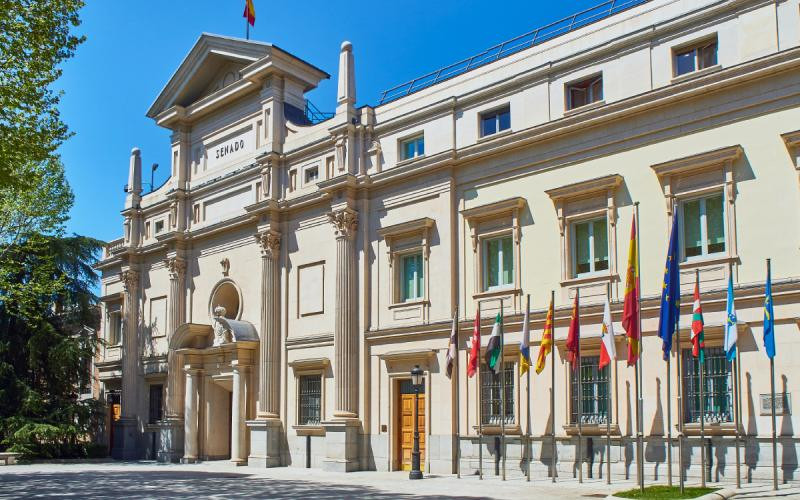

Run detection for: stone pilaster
[[255, 230, 281, 419], [121, 269, 139, 418], [328, 208, 359, 418], [231, 363, 248, 465]]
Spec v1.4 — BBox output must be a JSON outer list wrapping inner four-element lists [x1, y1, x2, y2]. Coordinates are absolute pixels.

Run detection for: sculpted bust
[[212, 306, 232, 346]]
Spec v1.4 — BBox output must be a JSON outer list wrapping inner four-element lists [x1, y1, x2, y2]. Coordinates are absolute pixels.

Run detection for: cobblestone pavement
[[0, 462, 798, 499]]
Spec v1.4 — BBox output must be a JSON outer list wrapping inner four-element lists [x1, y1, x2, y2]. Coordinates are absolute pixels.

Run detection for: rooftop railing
[[378, 0, 650, 105]]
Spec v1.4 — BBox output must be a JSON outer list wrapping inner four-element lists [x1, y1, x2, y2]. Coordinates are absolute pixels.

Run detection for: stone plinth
[[246, 419, 283, 468], [322, 419, 361, 472], [156, 418, 184, 463], [112, 417, 139, 460]]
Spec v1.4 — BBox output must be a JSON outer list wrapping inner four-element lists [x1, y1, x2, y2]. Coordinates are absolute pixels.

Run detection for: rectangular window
[[480, 107, 511, 137], [148, 384, 163, 424], [483, 235, 514, 291], [298, 375, 322, 425], [193, 204, 201, 223], [400, 252, 424, 301], [304, 166, 319, 184], [108, 310, 122, 345], [681, 193, 725, 260], [154, 220, 164, 234], [682, 347, 733, 424], [570, 355, 610, 424], [674, 39, 718, 77], [145, 221, 151, 239], [567, 75, 603, 110], [480, 362, 515, 425], [400, 135, 425, 160], [571, 217, 609, 277]]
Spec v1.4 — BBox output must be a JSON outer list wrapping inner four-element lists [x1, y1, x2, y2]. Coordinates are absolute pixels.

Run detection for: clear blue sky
[[58, 0, 602, 243]]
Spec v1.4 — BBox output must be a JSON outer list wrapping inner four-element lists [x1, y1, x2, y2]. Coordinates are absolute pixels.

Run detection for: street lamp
[[409, 365, 424, 480]]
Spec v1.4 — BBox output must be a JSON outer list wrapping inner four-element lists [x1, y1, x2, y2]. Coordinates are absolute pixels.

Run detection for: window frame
[[681, 346, 733, 424], [399, 133, 425, 161], [481, 234, 515, 292], [480, 361, 516, 426], [289, 358, 329, 430], [106, 305, 122, 346], [569, 216, 610, 278], [566, 74, 604, 111], [148, 383, 164, 424], [303, 165, 320, 185], [678, 191, 726, 262], [297, 374, 323, 426], [478, 105, 511, 138], [569, 355, 611, 425], [399, 250, 424, 302], [673, 37, 718, 78]]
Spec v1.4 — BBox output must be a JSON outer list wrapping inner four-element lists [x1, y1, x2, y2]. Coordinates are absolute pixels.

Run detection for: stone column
[[328, 208, 359, 418], [113, 269, 140, 459], [231, 363, 247, 465], [255, 230, 281, 418], [182, 368, 201, 463]]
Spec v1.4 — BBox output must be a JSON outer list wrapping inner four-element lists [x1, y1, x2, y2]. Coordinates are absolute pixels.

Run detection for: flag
[[658, 213, 681, 361], [485, 313, 503, 374], [243, 0, 256, 26], [467, 309, 481, 377], [599, 295, 617, 370], [519, 300, 531, 376], [534, 297, 554, 375], [565, 293, 580, 369], [691, 276, 706, 363], [622, 215, 640, 366], [446, 312, 458, 378], [724, 272, 738, 362], [763, 263, 775, 359]]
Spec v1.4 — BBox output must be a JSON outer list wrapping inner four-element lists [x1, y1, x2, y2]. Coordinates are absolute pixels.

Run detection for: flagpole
[[676, 284, 685, 495], [455, 306, 461, 479], [478, 302, 483, 480], [500, 299, 506, 482], [551, 290, 557, 483], [576, 288, 583, 484], [666, 207, 679, 490], [666, 337, 673, 487], [526, 294, 532, 483], [730, 262, 741, 490], [769, 257, 778, 491], [695, 269, 707, 489], [606, 282, 612, 485], [634, 201, 644, 494]]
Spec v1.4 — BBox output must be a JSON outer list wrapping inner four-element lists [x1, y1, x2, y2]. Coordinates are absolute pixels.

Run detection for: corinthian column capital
[[328, 208, 358, 239], [255, 230, 281, 259], [122, 269, 139, 293], [165, 257, 186, 280]]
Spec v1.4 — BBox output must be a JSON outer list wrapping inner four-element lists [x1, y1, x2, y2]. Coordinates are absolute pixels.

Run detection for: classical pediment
[[146, 33, 329, 122]]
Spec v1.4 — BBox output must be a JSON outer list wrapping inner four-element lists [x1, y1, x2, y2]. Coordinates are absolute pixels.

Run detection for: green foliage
[[615, 486, 720, 499]]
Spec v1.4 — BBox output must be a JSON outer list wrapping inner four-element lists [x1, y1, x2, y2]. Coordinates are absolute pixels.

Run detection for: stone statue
[[212, 306, 232, 346]]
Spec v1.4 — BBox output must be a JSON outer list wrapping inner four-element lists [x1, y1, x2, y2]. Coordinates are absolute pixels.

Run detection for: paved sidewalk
[[1, 461, 798, 499]]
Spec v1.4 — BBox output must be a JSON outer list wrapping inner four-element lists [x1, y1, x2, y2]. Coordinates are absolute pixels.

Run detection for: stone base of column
[[112, 417, 140, 460], [246, 419, 283, 468], [321, 419, 361, 472], [155, 418, 184, 463]]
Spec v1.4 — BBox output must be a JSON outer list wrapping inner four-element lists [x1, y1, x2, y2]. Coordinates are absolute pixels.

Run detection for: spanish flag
[[534, 296, 554, 374], [622, 214, 640, 366], [243, 0, 256, 26]]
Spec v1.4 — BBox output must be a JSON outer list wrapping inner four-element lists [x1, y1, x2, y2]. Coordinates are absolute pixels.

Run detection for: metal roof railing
[[378, 0, 650, 105]]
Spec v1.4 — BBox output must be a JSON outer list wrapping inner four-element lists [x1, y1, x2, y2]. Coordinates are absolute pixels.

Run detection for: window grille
[[570, 355, 610, 424], [682, 347, 732, 424], [148, 384, 163, 424], [481, 362, 515, 425], [299, 375, 322, 425]]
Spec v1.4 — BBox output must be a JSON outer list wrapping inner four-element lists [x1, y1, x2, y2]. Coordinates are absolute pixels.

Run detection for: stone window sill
[[679, 253, 739, 270], [680, 422, 737, 436], [388, 299, 429, 310], [564, 100, 605, 116], [563, 424, 620, 436], [472, 287, 521, 301], [473, 424, 521, 435], [671, 64, 721, 84], [293, 425, 325, 436], [560, 273, 618, 288], [478, 128, 512, 143]]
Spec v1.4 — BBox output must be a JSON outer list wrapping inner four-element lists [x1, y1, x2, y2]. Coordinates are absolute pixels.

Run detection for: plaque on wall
[[759, 393, 791, 416]]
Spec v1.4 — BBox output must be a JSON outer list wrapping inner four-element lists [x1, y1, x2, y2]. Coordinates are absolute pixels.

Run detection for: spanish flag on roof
[[243, 0, 256, 26]]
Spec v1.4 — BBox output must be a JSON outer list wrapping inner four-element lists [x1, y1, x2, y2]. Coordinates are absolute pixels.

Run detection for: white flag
[[599, 295, 617, 369]]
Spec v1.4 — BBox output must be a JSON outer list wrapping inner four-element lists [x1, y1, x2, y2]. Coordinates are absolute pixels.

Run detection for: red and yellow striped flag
[[243, 0, 256, 26], [622, 214, 641, 366], [534, 297, 554, 374]]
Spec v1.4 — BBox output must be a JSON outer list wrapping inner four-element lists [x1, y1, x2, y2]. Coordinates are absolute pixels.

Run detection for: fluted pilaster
[[121, 269, 139, 418], [328, 208, 358, 418], [165, 257, 186, 419], [256, 230, 281, 418]]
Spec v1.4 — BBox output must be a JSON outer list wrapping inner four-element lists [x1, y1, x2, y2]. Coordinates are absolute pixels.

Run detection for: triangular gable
[[146, 33, 272, 118]]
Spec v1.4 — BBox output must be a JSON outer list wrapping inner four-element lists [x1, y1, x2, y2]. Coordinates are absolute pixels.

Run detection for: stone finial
[[336, 40, 356, 112], [126, 147, 142, 205]]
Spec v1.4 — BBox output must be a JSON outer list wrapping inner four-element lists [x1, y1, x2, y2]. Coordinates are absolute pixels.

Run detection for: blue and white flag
[[724, 273, 738, 361]]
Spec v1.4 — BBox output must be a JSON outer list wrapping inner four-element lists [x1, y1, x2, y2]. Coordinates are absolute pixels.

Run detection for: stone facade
[[95, 0, 800, 482]]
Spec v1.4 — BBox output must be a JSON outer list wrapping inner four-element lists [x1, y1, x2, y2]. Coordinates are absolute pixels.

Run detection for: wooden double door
[[398, 379, 425, 471]]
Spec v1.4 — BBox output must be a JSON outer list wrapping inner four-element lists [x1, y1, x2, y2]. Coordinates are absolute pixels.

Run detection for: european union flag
[[658, 213, 681, 361], [764, 261, 775, 359]]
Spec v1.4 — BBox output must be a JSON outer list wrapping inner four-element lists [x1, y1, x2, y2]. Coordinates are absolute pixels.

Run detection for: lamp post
[[410, 365, 424, 480]]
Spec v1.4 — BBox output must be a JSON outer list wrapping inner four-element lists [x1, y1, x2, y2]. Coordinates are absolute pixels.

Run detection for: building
[[95, 0, 800, 481]]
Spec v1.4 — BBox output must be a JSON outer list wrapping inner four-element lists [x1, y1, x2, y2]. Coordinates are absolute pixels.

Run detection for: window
[[193, 204, 201, 223], [400, 135, 424, 160], [108, 310, 122, 345], [682, 347, 732, 424], [304, 166, 319, 184], [298, 375, 322, 425], [567, 74, 603, 110], [400, 252, 424, 301], [571, 218, 609, 277], [674, 39, 718, 77], [480, 107, 511, 137], [148, 384, 163, 424], [681, 193, 725, 260], [483, 235, 514, 291], [570, 355, 610, 424], [145, 221, 151, 239], [481, 362, 515, 425], [154, 220, 164, 234]]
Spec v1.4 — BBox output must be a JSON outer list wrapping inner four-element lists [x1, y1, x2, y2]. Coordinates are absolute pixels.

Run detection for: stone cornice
[[545, 174, 624, 201], [288, 357, 330, 370], [461, 196, 526, 223], [377, 349, 439, 362], [377, 217, 435, 239], [650, 145, 743, 177]]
